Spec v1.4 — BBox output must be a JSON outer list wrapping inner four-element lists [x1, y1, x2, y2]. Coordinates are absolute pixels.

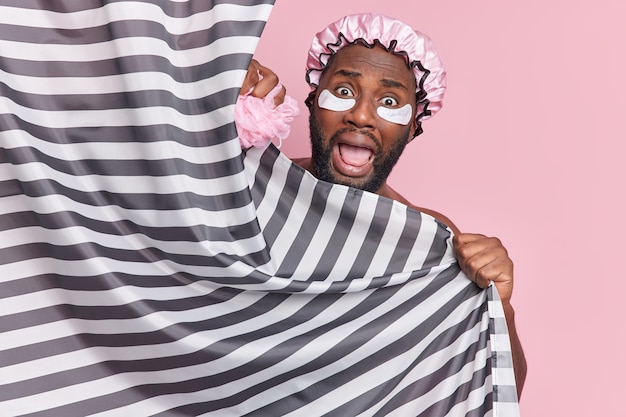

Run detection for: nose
[[344, 97, 377, 130]]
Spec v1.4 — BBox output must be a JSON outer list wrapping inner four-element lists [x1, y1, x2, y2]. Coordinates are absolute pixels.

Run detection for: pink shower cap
[[306, 13, 446, 134]]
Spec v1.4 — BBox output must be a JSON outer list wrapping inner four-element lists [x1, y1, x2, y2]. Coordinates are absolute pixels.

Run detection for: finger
[[272, 85, 287, 106], [477, 256, 513, 281], [239, 59, 262, 95], [457, 238, 504, 272], [248, 68, 279, 99], [453, 233, 486, 247], [475, 259, 514, 302], [460, 242, 505, 271], [466, 250, 513, 288], [454, 236, 498, 263], [465, 257, 497, 288]]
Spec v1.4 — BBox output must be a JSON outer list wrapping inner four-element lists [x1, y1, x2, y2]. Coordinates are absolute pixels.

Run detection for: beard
[[308, 111, 411, 193]]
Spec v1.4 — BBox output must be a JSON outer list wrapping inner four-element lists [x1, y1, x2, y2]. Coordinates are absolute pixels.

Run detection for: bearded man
[[241, 13, 527, 399]]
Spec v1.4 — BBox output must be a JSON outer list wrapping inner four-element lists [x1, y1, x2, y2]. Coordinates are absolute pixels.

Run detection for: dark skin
[[241, 49, 527, 397]]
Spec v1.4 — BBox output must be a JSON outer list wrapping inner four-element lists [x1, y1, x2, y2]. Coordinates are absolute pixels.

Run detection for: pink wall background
[[255, 1, 626, 415]]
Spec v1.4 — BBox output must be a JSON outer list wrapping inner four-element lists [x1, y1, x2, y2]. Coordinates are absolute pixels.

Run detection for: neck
[[292, 157, 316, 177], [292, 156, 394, 198]]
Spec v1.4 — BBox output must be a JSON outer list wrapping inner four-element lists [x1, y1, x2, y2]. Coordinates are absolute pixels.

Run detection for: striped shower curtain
[[0, 1, 519, 416]]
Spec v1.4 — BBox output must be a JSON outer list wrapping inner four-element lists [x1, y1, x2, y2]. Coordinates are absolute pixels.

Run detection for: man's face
[[309, 44, 418, 193]]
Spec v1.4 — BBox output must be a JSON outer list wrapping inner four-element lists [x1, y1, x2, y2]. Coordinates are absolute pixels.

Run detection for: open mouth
[[332, 142, 375, 177], [339, 143, 373, 167]]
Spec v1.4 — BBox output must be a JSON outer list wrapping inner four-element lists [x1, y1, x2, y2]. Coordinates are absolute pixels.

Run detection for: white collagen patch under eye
[[377, 104, 413, 125], [318, 89, 355, 111]]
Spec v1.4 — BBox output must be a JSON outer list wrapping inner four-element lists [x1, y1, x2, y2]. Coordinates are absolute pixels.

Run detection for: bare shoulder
[[379, 184, 461, 234], [288, 158, 460, 234], [291, 157, 313, 172]]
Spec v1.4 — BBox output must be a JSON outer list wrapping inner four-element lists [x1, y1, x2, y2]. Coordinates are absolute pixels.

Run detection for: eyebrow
[[333, 69, 361, 78], [332, 69, 409, 91], [380, 78, 409, 91]]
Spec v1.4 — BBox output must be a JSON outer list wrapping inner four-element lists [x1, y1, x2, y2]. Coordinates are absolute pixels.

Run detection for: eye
[[380, 96, 399, 107], [335, 86, 354, 97]]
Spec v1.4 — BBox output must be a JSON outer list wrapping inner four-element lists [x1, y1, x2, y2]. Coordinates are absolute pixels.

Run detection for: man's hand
[[239, 59, 286, 106], [452, 233, 514, 305], [453, 232, 527, 397]]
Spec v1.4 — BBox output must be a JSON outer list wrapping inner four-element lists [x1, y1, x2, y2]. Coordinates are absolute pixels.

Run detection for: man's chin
[[328, 171, 381, 193]]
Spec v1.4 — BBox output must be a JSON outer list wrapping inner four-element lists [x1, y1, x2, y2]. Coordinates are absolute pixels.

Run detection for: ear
[[305, 90, 317, 110], [407, 113, 419, 143]]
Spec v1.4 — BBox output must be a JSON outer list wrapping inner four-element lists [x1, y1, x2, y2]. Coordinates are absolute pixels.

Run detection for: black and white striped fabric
[[0, 1, 519, 416]]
